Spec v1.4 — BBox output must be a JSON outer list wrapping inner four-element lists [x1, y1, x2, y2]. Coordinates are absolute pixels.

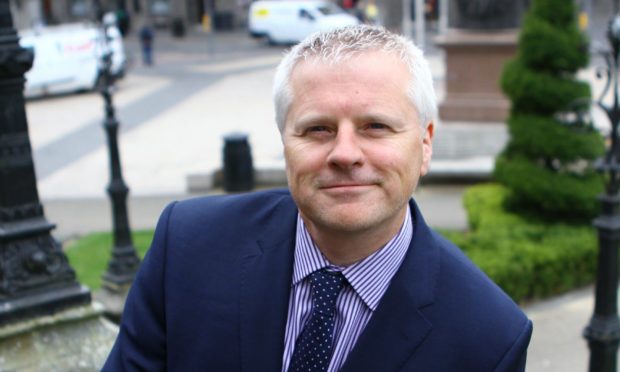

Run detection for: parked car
[[19, 21, 127, 98], [248, 0, 359, 45]]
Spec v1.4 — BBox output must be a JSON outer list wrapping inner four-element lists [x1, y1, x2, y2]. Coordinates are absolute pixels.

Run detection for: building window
[[150, 0, 171, 16], [70, 0, 90, 17]]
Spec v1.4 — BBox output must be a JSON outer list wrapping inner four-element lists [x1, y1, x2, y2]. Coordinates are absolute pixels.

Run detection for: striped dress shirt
[[281, 207, 413, 372]]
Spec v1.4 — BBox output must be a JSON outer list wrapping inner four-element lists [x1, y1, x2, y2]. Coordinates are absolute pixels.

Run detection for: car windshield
[[316, 3, 345, 15]]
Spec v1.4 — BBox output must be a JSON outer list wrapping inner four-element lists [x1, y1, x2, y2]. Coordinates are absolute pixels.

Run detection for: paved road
[[28, 32, 288, 199]]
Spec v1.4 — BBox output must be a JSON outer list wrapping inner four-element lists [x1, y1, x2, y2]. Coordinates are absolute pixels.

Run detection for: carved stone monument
[[436, 0, 527, 122], [452, 0, 525, 29], [0, 1, 116, 368]]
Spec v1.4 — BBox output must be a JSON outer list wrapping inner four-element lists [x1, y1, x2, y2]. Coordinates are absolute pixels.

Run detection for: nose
[[326, 125, 364, 169]]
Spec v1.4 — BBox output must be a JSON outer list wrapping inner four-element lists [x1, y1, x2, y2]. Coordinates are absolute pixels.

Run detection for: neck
[[303, 209, 407, 266]]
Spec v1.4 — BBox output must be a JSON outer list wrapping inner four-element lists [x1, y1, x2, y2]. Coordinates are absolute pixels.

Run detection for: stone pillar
[[436, 0, 526, 123], [436, 31, 517, 122]]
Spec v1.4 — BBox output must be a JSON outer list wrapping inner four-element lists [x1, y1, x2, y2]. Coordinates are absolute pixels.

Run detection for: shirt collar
[[291, 206, 413, 311]]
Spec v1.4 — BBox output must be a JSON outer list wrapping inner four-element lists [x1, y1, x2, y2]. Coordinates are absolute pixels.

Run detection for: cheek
[[284, 143, 323, 176], [374, 142, 420, 168], [372, 144, 424, 188]]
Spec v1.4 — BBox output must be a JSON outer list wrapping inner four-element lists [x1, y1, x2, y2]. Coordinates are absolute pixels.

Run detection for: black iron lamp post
[[584, 15, 620, 372], [95, 8, 141, 296], [0, 1, 90, 325]]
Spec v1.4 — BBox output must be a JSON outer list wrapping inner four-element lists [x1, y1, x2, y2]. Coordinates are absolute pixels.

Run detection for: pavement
[[24, 25, 617, 371]]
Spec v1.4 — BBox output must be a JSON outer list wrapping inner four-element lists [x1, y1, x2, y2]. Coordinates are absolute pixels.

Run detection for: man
[[103, 25, 532, 371], [138, 23, 154, 66]]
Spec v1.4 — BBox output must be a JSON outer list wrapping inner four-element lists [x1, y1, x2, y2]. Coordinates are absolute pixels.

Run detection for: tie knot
[[309, 269, 344, 315]]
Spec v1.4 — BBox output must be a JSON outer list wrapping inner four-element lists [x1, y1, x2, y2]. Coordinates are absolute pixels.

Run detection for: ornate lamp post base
[[585, 15, 620, 372], [0, 217, 91, 325], [94, 109, 141, 322], [0, 3, 118, 369], [92, 10, 141, 320], [584, 320, 620, 372], [0, 2, 90, 326], [584, 195, 620, 370]]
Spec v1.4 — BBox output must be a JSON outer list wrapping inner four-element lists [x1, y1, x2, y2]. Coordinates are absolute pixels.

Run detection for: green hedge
[[440, 183, 598, 303]]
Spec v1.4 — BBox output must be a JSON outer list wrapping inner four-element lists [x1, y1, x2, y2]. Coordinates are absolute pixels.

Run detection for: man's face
[[283, 51, 433, 235]]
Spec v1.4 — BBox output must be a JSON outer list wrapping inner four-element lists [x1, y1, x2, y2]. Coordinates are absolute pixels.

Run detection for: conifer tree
[[494, 0, 605, 221]]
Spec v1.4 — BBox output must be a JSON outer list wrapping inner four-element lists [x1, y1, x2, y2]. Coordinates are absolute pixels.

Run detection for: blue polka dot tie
[[288, 269, 345, 372]]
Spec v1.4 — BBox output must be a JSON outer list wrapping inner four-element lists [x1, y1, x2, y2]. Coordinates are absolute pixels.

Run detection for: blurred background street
[[6, 0, 619, 370], [23, 22, 607, 372]]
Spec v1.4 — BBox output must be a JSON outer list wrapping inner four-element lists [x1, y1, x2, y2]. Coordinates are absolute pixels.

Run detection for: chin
[[312, 209, 387, 233]]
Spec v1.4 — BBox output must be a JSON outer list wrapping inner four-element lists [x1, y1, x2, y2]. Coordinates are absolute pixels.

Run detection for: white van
[[19, 22, 126, 98], [249, 0, 359, 44]]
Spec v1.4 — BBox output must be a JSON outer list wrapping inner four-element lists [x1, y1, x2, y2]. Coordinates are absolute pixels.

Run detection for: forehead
[[285, 51, 419, 125]]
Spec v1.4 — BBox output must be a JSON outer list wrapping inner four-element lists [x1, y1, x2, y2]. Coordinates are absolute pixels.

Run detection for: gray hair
[[272, 24, 437, 133]]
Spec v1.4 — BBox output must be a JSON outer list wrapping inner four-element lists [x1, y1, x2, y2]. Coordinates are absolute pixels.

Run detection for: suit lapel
[[239, 199, 297, 372], [340, 200, 440, 372]]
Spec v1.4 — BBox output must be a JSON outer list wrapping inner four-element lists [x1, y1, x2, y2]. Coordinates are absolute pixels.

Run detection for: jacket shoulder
[[423, 231, 532, 369], [432, 230, 528, 324]]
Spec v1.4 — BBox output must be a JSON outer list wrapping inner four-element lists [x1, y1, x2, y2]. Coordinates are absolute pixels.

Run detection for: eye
[[367, 123, 389, 130], [307, 126, 329, 132], [302, 125, 333, 139]]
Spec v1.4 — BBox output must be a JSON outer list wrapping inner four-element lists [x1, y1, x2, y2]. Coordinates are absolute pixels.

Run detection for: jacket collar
[[238, 196, 439, 372], [239, 195, 298, 372], [339, 199, 439, 372]]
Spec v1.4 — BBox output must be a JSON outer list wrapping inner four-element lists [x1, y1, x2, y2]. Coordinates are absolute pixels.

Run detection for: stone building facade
[[9, 0, 250, 32], [9, 0, 412, 34]]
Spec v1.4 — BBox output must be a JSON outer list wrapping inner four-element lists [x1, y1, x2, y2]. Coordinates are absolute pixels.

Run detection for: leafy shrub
[[495, 0, 604, 222], [441, 184, 597, 303]]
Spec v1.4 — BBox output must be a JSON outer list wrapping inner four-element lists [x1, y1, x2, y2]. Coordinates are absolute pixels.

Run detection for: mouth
[[319, 183, 376, 193], [321, 183, 371, 188]]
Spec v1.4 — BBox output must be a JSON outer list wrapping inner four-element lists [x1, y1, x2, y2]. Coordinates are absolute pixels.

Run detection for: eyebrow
[[294, 111, 403, 125], [292, 114, 334, 129], [358, 112, 398, 123]]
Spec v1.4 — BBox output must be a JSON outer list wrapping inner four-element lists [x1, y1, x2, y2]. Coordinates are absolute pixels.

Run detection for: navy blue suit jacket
[[103, 188, 532, 371]]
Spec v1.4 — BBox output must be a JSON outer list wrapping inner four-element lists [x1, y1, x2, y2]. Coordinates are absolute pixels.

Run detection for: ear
[[420, 121, 434, 177]]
